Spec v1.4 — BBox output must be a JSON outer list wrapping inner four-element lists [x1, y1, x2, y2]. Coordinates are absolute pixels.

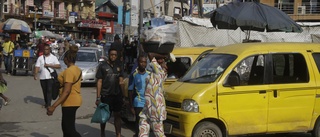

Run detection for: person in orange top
[[47, 45, 82, 137]]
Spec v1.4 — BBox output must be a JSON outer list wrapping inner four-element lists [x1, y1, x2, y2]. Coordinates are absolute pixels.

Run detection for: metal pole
[[123, 0, 126, 39], [181, 0, 184, 17], [0, 0, 3, 20], [138, 0, 143, 49], [34, 6, 37, 33]]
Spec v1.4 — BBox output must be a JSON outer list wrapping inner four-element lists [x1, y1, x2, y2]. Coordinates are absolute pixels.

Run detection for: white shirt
[[35, 54, 60, 80]]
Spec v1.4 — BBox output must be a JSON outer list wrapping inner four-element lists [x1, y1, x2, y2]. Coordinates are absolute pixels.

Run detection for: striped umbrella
[[2, 18, 31, 33]]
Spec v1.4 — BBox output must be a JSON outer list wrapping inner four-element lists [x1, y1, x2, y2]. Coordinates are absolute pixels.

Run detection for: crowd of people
[[0, 33, 172, 137]]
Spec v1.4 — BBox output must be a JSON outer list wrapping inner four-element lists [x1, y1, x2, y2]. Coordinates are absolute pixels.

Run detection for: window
[[54, 2, 59, 17], [233, 55, 265, 86], [272, 53, 309, 84], [3, 0, 8, 13], [20, 0, 25, 14], [34, 0, 42, 8], [179, 54, 236, 83], [167, 57, 191, 79], [312, 53, 320, 73]]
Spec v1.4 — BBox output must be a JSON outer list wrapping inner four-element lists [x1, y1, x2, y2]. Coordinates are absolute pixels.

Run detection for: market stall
[[2, 18, 33, 75]]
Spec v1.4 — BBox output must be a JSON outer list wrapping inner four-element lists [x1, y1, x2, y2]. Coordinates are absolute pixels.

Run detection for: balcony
[[270, 1, 320, 21], [271, 2, 320, 14]]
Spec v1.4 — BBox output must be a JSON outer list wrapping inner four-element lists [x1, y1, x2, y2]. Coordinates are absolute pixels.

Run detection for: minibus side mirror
[[225, 71, 240, 87]]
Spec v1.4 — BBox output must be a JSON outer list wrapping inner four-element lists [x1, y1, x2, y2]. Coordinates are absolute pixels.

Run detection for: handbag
[[91, 103, 111, 123], [44, 56, 60, 100]]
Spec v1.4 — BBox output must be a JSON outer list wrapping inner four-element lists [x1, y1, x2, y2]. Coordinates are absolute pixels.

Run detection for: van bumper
[[164, 108, 204, 137]]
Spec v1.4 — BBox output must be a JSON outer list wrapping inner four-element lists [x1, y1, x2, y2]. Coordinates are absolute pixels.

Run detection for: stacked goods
[[142, 24, 177, 54]]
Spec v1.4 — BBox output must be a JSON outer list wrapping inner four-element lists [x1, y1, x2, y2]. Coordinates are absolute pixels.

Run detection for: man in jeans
[[2, 34, 14, 74], [34, 43, 61, 108]]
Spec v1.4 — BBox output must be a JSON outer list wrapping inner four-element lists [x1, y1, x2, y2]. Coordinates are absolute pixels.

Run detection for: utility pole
[[198, 0, 203, 18], [122, 0, 126, 39], [34, 6, 37, 32], [0, 0, 3, 21], [138, 0, 144, 54], [180, 0, 184, 17]]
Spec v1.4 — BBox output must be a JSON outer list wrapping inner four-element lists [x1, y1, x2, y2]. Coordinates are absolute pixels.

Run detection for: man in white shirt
[[34, 43, 61, 108]]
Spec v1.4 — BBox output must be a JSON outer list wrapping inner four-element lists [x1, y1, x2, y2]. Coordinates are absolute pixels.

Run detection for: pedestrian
[[2, 33, 14, 74], [34, 43, 61, 108], [124, 37, 133, 72], [128, 55, 149, 137], [0, 71, 9, 106], [139, 52, 169, 137], [36, 37, 45, 57], [64, 39, 70, 51], [110, 34, 124, 66], [95, 48, 125, 137], [46, 45, 82, 137]]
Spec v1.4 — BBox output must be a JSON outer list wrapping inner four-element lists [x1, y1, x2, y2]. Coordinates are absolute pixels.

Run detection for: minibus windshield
[[180, 54, 236, 83]]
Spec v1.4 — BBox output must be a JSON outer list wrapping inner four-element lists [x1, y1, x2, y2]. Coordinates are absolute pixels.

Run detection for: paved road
[[0, 70, 314, 137], [0, 71, 136, 137]]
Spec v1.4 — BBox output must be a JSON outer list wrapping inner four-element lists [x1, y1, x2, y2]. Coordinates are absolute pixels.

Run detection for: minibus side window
[[232, 55, 265, 86], [312, 53, 320, 73], [272, 53, 309, 84]]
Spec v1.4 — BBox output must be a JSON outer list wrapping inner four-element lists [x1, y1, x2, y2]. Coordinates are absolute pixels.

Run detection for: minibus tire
[[192, 121, 222, 137], [313, 119, 320, 137]]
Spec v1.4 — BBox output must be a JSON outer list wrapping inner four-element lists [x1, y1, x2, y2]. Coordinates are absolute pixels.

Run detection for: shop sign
[[28, 6, 43, 14], [43, 10, 54, 17], [78, 20, 107, 29], [106, 27, 112, 33], [69, 12, 78, 16]]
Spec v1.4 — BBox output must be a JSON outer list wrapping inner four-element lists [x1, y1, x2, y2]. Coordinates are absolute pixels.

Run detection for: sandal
[[4, 98, 10, 106]]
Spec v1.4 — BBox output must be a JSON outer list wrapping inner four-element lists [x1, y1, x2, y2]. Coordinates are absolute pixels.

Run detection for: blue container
[[14, 50, 23, 57], [14, 50, 34, 57]]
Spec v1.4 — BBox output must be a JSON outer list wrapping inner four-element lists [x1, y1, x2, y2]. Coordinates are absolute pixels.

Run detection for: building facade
[[1, 0, 96, 39]]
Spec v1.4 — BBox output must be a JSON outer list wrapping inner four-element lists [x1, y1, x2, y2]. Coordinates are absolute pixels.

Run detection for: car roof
[[172, 47, 216, 55], [211, 42, 320, 55], [78, 49, 96, 53], [80, 47, 103, 50]]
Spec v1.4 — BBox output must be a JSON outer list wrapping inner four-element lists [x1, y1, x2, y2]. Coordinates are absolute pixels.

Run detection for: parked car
[[57, 47, 106, 84], [164, 42, 320, 137]]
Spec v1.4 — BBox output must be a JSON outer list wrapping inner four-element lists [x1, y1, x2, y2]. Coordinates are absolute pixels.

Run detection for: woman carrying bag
[[46, 46, 82, 137]]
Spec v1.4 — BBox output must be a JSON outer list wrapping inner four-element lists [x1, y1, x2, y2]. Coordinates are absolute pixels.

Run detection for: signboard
[[78, 20, 107, 29], [130, 0, 139, 27], [69, 16, 75, 23], [28, 6, 43, 14], [118, 6, 130, 25], [106, 27, 112, 33], [69, 12, 78, 17], [43, 10, 54, 17]]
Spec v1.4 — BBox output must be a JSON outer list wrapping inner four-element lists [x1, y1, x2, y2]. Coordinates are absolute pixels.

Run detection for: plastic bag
[[144, 24, 178, 45], [91, 103, 111, 123]]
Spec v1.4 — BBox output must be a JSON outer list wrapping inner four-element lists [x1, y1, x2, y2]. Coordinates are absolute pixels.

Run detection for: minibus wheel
[[313, 119, 320, 137], [192, 121, 222, 137]]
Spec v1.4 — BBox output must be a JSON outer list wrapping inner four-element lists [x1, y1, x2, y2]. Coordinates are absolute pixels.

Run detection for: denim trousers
[[3, 55, 12, 73]]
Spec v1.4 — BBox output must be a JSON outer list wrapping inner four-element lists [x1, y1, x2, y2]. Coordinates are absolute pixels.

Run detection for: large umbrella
[[2, 18, 31, 33], [54, 33, 63, 40], [210, 1, 303, 40], [34, 30, 56, 38]]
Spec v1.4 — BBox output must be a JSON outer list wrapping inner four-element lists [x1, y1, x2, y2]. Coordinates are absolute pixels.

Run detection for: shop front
[[77, 19, 113, 40]]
